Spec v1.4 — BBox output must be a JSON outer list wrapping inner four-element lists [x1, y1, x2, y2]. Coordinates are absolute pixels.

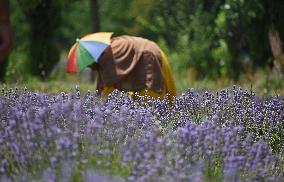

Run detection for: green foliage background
[[4, 0, 284, 91]]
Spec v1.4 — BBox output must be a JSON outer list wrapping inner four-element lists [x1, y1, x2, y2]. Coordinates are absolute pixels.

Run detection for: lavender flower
[[0, 86, 284, 181]]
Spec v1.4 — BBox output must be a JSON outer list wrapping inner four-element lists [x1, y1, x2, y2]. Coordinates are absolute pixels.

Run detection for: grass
[[175, 68, 284, 96], [1, 67, 284, 97]]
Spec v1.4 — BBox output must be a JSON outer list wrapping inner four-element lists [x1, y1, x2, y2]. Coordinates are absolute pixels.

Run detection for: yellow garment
[[160, 51, 177, 101], [101, 51, 176, 103]]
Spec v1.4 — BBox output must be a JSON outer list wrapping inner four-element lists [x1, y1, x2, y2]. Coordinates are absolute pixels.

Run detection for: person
[[89, 35, 177, 103], [0, 0, 12, 82]]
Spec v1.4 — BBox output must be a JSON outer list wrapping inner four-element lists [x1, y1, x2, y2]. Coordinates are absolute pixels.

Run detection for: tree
[[0, 0, 12, 82], [268, 0, 284, 76], [100, 0, 134, 35], [149, 0, 226, 79], [90, 0, 100, 82], [142, 0, 284, 81], [18, 0, 64, 80]]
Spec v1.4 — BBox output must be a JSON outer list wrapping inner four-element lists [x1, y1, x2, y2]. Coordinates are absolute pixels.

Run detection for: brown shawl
[[96, 35, 165, 93]]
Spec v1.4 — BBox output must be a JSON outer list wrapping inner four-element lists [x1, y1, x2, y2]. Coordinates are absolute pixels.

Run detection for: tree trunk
[[269, 29, 284, 77], [90, 0, 100, 82], [20, 0, 62, 81], [0, 0, 12, 82]]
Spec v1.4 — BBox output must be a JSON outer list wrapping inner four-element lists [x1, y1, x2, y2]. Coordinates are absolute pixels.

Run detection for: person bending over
[[89, 35, 177, 102]]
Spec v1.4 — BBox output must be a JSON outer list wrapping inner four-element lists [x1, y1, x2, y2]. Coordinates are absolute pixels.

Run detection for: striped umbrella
[[66, 32, 113, 73]]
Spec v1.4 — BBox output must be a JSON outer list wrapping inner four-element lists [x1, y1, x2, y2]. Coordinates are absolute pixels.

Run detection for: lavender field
[[0, 86, 284, 182]]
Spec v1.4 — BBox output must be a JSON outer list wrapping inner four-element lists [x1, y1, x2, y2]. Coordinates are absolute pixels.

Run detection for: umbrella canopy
[[66, 32, 113, 73]]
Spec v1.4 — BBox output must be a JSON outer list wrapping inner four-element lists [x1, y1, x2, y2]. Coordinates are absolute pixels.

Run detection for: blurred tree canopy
[[17, 0, 65, 80], [131, 0, 283, 81], [5, 0, 284, 82]]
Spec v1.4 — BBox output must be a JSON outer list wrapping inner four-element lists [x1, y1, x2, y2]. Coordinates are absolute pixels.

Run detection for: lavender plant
[[0, 86, 283, 182]]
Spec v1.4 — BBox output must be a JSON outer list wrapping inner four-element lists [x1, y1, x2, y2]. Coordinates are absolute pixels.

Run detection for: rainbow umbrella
[[66, 32, 113, 73]]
